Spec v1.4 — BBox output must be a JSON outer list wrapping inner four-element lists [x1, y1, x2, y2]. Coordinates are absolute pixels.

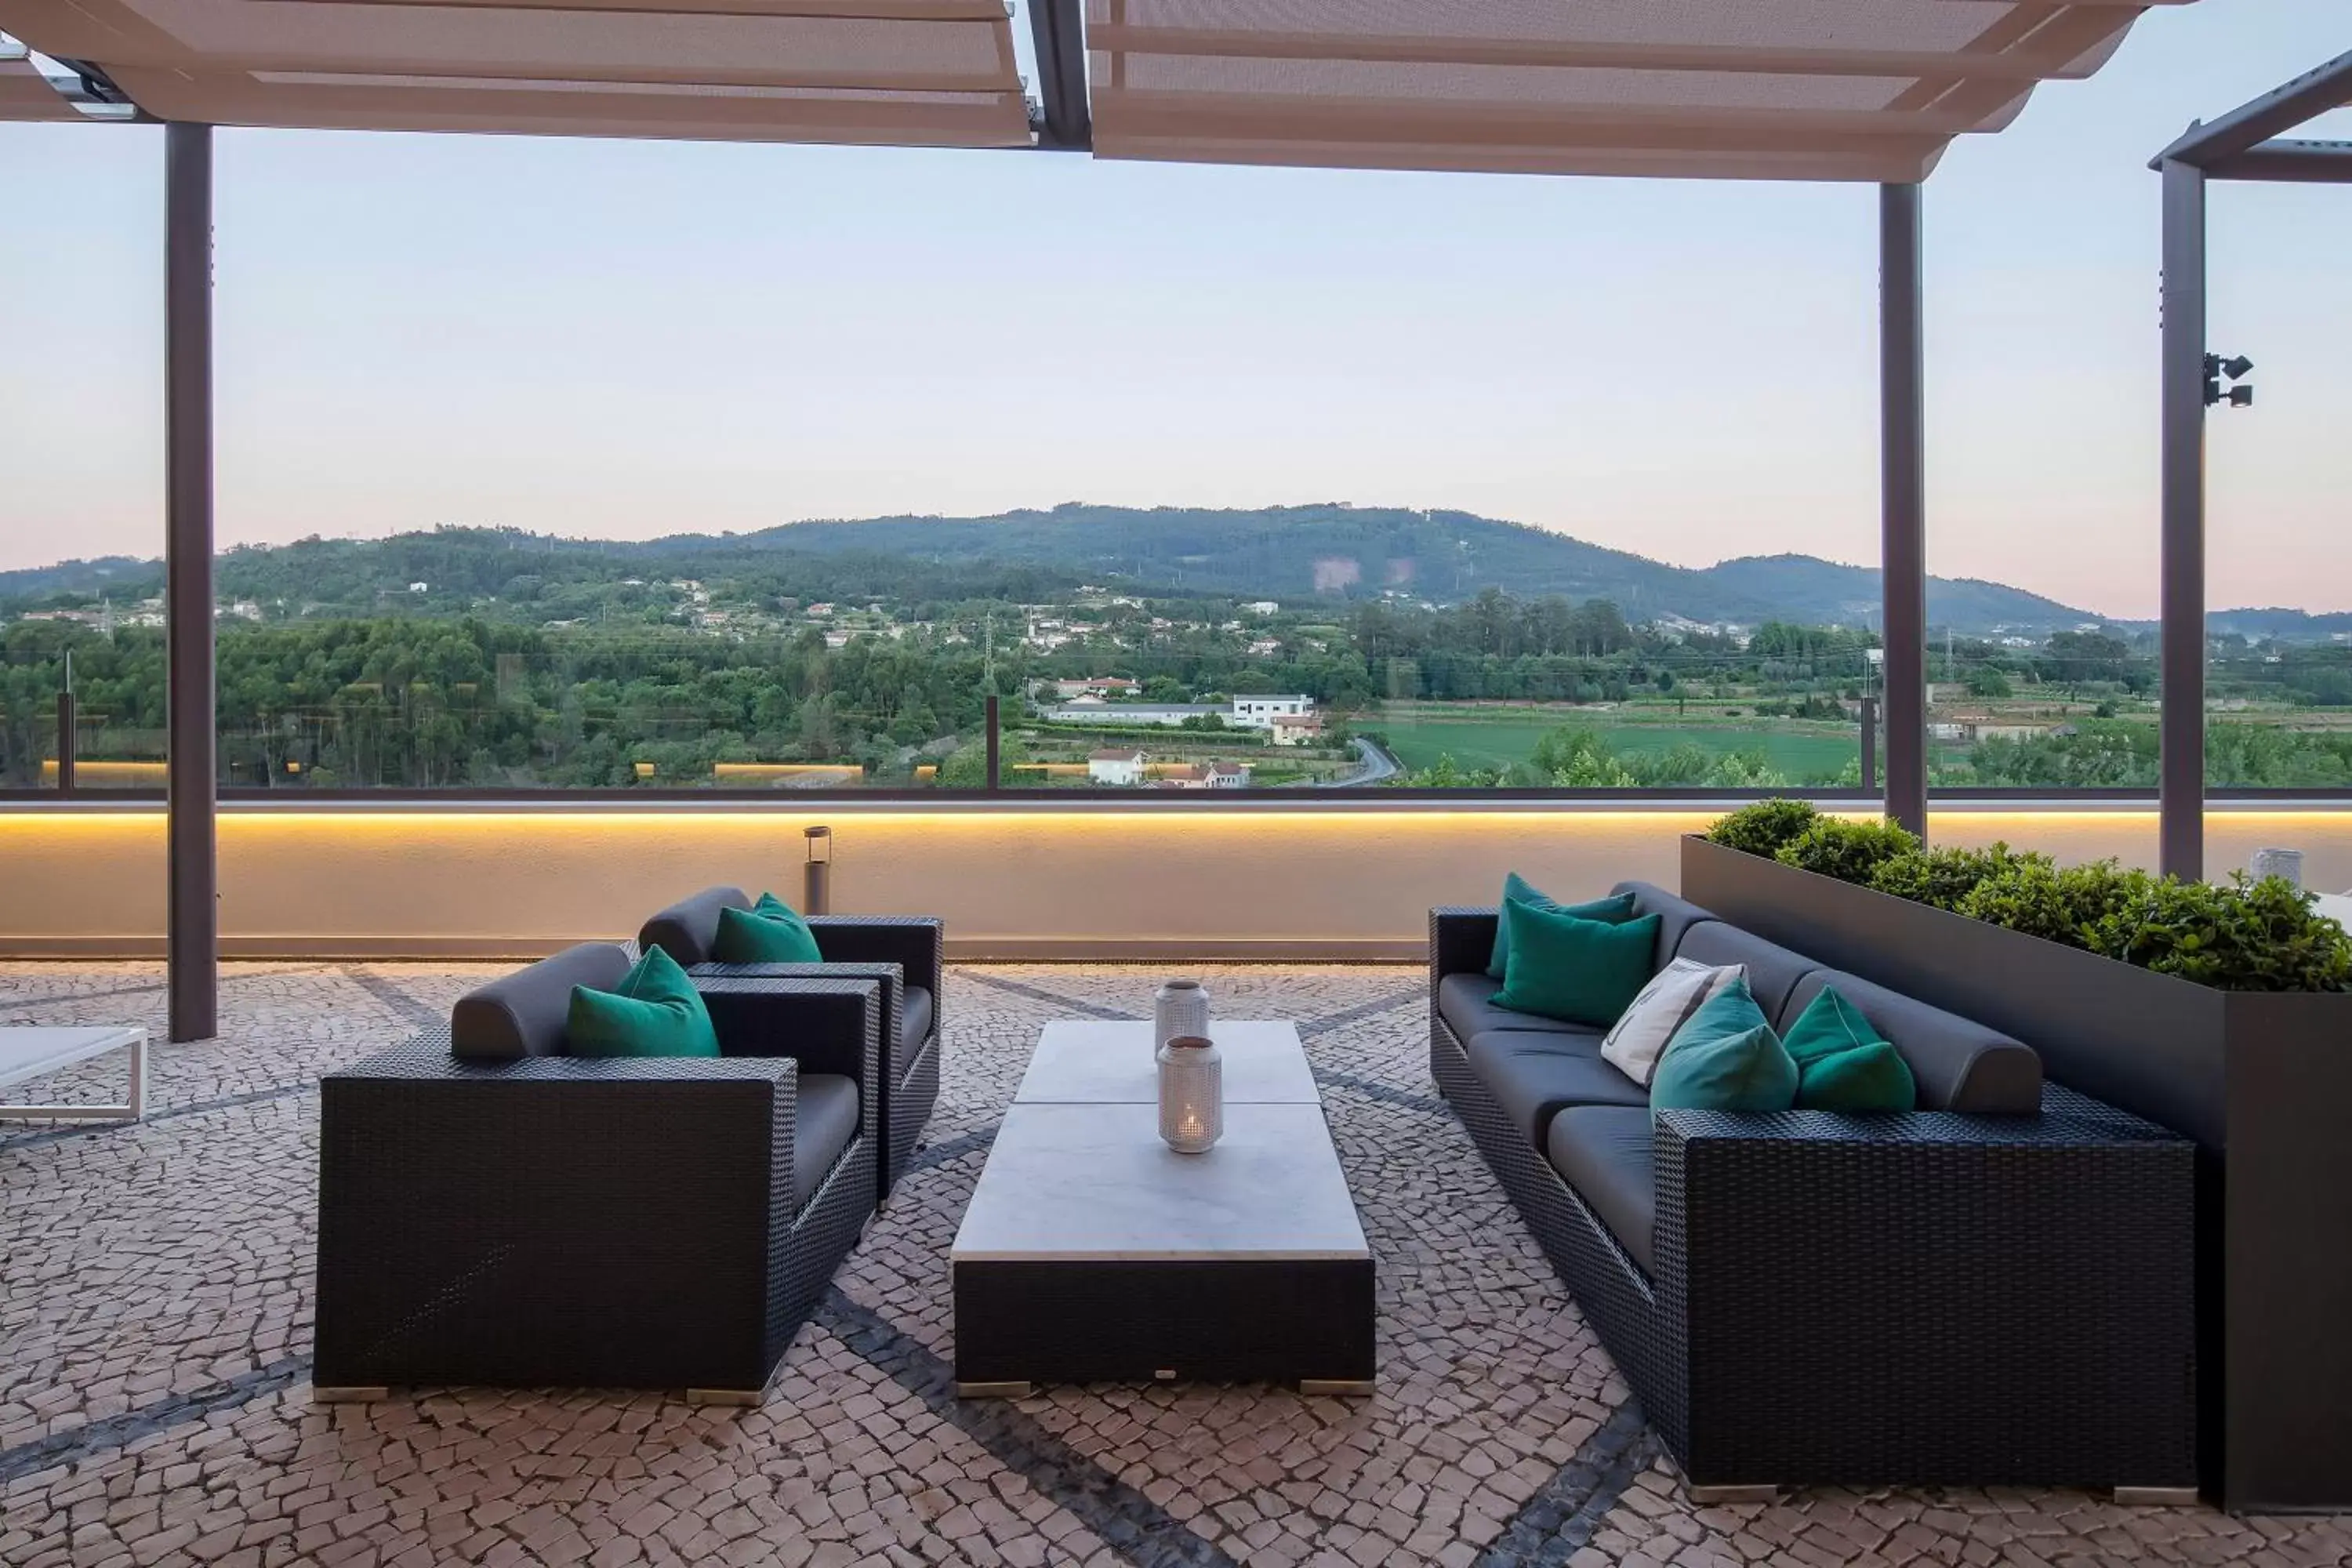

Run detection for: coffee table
[[952, 1018, 1374, 1397], [0, 1026, 148, 1122]]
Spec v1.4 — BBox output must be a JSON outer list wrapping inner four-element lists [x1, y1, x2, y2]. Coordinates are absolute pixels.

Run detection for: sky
[[2, 2, 2347, 619]]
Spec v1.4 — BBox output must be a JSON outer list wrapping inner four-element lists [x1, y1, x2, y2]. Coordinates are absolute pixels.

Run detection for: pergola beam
[[165, 120, 216, 1043], [2205, 138, 2352, 184], [2151, 49, 2352, 169]]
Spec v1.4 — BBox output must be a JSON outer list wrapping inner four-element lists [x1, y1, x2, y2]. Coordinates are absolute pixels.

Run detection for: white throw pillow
[[1600, 957, 1747, 1086]]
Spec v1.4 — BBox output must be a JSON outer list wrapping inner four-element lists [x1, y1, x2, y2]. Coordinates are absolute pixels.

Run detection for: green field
[[1378, 713, 1860, 781]]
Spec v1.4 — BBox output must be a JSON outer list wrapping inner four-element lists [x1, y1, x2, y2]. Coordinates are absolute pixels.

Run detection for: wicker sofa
[[314, 944, 879, 1401], [638, 890, 942, 1204], [1430, 881, 2198, 1497]]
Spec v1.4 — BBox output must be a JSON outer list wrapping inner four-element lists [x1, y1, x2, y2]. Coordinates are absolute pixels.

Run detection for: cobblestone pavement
[[3, 963, 2348, 1568]]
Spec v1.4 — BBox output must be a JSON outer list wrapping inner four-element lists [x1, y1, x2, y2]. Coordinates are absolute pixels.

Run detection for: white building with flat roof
[[1230, 695, 1313, 731]]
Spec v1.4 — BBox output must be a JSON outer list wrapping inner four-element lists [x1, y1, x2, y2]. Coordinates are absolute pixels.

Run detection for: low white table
[[953, 1018, 1374, 1397], [0, 1026, 148, 1122]]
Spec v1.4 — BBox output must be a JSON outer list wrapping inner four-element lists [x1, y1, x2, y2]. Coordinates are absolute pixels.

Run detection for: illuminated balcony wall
[[0, 802, 2348, 960]]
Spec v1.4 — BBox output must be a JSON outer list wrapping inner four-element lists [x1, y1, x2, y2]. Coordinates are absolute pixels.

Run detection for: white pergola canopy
[[0, 0, 1033, 146], [1084, 0, 2187, 182], [0, 0, 2187, 173]]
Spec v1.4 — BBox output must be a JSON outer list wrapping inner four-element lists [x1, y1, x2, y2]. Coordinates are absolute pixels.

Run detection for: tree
[[1965, 665, 2014, 699]]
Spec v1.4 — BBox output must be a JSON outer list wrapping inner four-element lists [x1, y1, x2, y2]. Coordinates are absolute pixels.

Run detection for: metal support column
[[1878, 183, 1929, 841], [166, 122, 217, 1042], [2158, 158, 2207, 882]]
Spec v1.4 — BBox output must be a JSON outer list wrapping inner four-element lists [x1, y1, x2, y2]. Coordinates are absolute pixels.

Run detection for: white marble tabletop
[[0, 1025, 145, 1088], [1014, 1019, 1320, 1105], [950, 1102, 1370, 1263]]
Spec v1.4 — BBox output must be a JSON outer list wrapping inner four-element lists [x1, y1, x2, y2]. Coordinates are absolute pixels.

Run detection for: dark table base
[[953, 1257, 1375, 1394]]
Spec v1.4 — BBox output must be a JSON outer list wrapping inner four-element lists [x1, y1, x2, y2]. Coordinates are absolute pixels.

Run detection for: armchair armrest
[[1428, 906, 1500, 986], [696, 976, 882, 1151], [1650, 1105, 2197, 1486], [314, 1039, 806, 1390], [807, 916, 943, 1012]]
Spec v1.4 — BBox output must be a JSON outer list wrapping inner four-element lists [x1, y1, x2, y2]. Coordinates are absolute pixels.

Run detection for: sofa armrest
[[696, 977, 882, 1149], [1650, 1105, 2197, 1486], [1428, 906, 1499, 987]]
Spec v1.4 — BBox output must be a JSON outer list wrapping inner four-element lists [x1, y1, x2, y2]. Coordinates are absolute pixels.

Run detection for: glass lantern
[[1157, 1034, 1222, 1154]]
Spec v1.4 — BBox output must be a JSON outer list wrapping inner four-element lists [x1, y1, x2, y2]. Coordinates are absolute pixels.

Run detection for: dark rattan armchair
[[640, 888, 942, 1203], [1429, 889, 2198, 1497], [313, 946, 879, 1403]]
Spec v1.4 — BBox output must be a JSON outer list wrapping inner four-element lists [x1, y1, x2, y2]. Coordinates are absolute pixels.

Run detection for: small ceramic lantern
[[1157, 1034, 1222, 1154], [1154, 978, 1210, 1051]]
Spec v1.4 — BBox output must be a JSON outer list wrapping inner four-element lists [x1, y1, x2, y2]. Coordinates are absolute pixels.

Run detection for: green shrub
[[1774, 817, 1922, 884], [1868, 842, 2052, 911], [2085, 873, 2352, 992], [1955, 858, 2143, 949], [1704, 798, 1820, 858]]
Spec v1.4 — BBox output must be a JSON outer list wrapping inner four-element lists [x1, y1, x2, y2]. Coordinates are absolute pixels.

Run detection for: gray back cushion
[[638, 886, 753, 968], [1673, 921, 1822, 1026], [1784, 970, 2042, 1114], [451, 942, 633, 1059], [1613, 882, 1718, 970]]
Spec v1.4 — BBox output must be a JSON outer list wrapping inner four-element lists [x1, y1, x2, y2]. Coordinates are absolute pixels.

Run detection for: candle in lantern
[[1157, 1033, 1222, 1154]]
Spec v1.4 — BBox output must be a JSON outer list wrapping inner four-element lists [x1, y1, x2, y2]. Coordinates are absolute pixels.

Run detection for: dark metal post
[[1858, 695, 1878, 794], [166, 122, 217, 1042], [802, 825, 832, 916], [1878, 183, 1929, 841], [56, 691, 77, 794], [2158, 158, 2207, 882], [984, 693, 1000, 791]]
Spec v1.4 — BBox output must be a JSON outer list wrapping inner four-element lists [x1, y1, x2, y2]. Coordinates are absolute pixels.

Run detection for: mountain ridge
[[0, 504, 2335, 638]]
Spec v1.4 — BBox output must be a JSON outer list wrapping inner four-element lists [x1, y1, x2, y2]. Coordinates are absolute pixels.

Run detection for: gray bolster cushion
[[451, 942, 634, 1058], [638, 886, 753, 969]]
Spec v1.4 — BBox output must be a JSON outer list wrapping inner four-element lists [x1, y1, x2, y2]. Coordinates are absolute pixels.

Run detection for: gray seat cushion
[[1465, 1029, 1648, 1144], [1437, 972, 1595, 1044], [1672, 921, 1823, 1027], [1545, 1106, 1658, 1277], [451, 942, 633, 1059], [793, 1074, 862, 1207], [639, 886, 753, 969], [1784, 971, 2041, 1114], [900, 987, 937, 1063]]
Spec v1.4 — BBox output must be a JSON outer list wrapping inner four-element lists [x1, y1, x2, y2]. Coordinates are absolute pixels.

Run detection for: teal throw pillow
[[1780, 984, 1917, 1112], [568, 946, 720, 1058], [713, 892, 823, 964], [1648, 976, 1798, 1118], [1486, 875, 1639, 978], [1490, 902, 1661, 1028]]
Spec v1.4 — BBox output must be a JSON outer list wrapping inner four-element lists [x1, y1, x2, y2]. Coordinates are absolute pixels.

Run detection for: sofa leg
[[2112, 1486, 2201, 1508], [1686, 1484, 1781, 1506]]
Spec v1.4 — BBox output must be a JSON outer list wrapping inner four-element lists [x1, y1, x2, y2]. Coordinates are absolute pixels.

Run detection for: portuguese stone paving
[[3, 962, 2348, 1567]]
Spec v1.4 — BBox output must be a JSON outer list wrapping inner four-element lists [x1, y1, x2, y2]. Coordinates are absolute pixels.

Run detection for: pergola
[[0, 0, 2196, 1040], [2151, 49, 2352, 880]]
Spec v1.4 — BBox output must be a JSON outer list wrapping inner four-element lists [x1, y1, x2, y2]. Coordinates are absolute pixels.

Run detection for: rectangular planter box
[[1682, 833, 2352, 1513]]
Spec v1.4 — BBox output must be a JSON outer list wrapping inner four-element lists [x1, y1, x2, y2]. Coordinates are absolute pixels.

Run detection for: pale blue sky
[[2, 2, 2346, 617]]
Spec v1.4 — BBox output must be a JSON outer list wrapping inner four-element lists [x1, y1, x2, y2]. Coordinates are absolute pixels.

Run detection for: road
[[1303, 737, 1399, 788]]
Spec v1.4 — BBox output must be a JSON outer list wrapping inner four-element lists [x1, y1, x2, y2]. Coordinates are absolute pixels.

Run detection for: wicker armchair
[[641, 889, 942, 1203], [314, 949, 879, 1401], [1430, 893, 2198, 1496]]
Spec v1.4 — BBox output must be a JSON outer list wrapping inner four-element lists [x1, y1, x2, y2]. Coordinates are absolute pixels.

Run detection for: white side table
[[0, 1026, 149, 1122]]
